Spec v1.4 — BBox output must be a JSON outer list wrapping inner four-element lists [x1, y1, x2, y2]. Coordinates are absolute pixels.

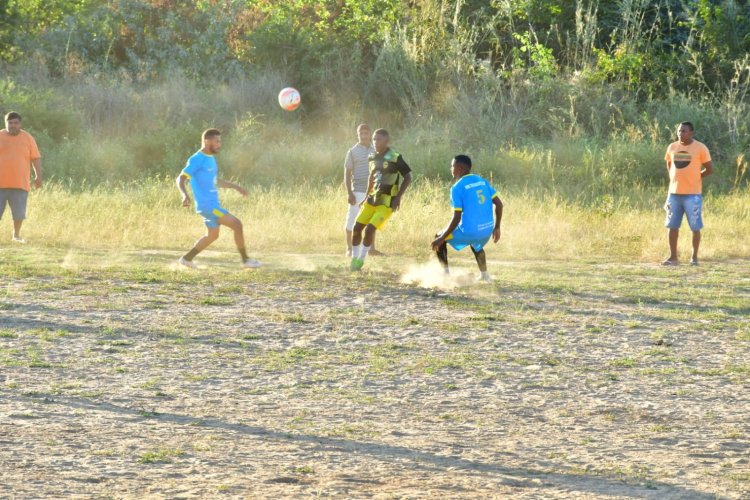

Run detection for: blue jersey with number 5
[[450, 174, 498, 238]]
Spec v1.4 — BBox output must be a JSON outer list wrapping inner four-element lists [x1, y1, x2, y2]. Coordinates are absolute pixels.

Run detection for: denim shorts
[[0, 188, 28, 221], [664, 194, 703, 231]]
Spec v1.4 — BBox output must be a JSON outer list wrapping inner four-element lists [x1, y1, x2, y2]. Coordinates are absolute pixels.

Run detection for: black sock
[[435, 237, 449, 270], [239, 247, 249, 262], [184, 248, 200, 261], [470, 247, 487, 272]]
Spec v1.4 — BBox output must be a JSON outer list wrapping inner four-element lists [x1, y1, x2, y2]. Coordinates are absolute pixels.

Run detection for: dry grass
[[12, 181, 750, 264]]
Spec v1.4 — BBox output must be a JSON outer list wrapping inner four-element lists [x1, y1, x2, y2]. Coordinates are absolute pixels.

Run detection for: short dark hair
[[453, 154, 472, 169], [202, 128, 221, 141], [373, 128, 389, 138], [357, 123, 370, 131], [5, 111, 21, 122], [679, 121, 694, 131]]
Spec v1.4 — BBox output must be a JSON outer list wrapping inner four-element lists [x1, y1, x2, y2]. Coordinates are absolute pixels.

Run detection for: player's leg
[[434, 233, 449, 272], [368, 232, 383, 256], [685, 194, 704, 265], [663, 194, 683, 265], [0, 190, 8, 240], [181, 227, 220, 266], [469, 246, 487, 272], [8, 190, 28, 243], [345, 193, 366, 256], [218, 212, 261, 267]]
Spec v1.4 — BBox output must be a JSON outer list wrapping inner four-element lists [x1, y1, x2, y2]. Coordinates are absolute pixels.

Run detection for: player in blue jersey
[[176, 128, 261, 269], [431, 155, 503, 282]]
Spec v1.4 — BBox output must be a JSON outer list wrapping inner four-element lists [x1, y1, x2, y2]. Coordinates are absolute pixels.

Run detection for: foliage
[[1, 0, 750, 192]]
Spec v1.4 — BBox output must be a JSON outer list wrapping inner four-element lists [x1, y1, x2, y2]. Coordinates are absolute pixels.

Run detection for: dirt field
[[1, 248, 749, 498]]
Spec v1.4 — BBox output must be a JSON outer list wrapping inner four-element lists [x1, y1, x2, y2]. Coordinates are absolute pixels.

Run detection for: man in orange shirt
[[663, 122, 714, 266], [0, 112, 42, 243]]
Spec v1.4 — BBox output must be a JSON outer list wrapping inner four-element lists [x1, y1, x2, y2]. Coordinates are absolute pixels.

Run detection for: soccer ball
[[278, 87, 301, 111]]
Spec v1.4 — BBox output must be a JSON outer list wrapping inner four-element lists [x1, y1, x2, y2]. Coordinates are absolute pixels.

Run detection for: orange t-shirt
[[0, 130, 41, 191], [665, 139, 711, 195]]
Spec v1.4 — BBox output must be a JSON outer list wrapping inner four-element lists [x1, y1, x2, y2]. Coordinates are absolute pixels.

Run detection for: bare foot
[[369, 249, 385, 257]]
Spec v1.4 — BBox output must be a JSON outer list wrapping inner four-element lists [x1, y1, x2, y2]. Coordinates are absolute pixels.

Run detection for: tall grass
[[10, 180, 750, 264]]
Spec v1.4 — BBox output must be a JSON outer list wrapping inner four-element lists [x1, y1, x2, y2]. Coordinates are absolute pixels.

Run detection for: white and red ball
[[278, 87, 301, 111]]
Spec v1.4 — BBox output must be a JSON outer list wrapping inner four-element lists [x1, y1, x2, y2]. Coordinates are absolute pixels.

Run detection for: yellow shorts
[[356, 202, 393, 230]]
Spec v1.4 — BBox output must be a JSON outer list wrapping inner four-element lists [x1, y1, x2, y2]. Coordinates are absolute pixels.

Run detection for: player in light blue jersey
[[176, 128, 261, 269], [431, 155, 503, 281]]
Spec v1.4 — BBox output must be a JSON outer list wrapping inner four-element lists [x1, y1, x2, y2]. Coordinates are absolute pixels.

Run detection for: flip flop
[[661, 259, 678, 266]]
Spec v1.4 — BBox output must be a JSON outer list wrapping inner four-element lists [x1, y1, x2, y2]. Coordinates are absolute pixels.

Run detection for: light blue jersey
[[449, 174, 498, 250], [182, 150, 220, 212]]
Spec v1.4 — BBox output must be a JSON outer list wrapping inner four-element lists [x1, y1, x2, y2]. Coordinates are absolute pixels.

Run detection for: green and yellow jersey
[[367, 148, 411, 207]]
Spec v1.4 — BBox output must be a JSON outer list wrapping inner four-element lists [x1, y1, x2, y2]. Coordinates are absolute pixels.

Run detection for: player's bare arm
[[701, 160, 714, 178], [361, 173, 374, 207], [31, 158, 42, 189], [391, 171, 412, 211], [492, 196, 503, 243], [431, 209, 462, 251], [217, 179, 248, 197], [177, 173, 191, 207], [345, 167, 355, 205]]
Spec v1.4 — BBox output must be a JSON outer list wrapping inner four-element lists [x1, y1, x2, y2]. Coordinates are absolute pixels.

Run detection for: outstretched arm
[[218, 178, 248, 197], [177, 174, 191, 207]]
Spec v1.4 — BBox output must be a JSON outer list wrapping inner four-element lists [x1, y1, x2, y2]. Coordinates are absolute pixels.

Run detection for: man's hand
[[390, 195, 402, 212], [348, 192, 356, 205], [33, 177, 42, 189], [181, 194, 191, 207], [492, 227, 501, 243], [236, 185, 248, 197]]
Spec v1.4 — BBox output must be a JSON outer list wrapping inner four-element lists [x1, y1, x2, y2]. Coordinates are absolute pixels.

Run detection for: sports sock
[[352, 244, 362, 259], [184, 248, 200, 261], [361, 245, 371, 260], [435, 239, 449, 270], [239, 247, 249, 262]]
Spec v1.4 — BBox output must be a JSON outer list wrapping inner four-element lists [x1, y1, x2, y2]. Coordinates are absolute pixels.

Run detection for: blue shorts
[[198, 206, 229, 228], [446, 227, 492, 252], [0, 189, 28, 221], [665, 194, 703, 231]]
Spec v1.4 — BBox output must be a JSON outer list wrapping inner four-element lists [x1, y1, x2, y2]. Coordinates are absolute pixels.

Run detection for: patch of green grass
[[137, 448, 185, 464], [0, 329, 17, 338], [610, 357, 637, 368], [199, 296, 234, 306]]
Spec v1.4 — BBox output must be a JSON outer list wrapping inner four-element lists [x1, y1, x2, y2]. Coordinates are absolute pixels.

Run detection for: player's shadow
[[11, 393, 720, 499]]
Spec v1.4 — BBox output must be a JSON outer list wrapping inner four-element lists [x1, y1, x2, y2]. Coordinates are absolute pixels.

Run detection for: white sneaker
[[243, 259, 262, 269], [12, 236, 26, 244], [178, 256, 197, 269], [479, 272, 492, 283]]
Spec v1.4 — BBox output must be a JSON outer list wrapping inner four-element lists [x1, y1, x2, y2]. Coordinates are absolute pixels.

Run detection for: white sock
[[352, 244, 362, 259], [360, 245, 371, 260]]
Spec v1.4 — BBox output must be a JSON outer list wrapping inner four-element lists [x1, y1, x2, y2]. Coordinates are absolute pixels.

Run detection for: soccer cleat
[[178, 256, 197, 269], [243, 259, 262, 269], [479, 271, 492, 283], [350, 257, 364, 271]]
